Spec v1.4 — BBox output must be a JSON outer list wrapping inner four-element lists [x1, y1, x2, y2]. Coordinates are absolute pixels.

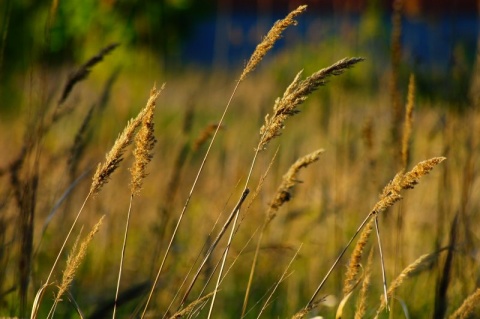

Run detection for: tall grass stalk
[[242, 149, 324, 316], [142, 6, 307, 317], [33, 82, 156, 317], [47, 216, 104, 319], [302, 157, 446, 314], [113, 84, 162, 319]]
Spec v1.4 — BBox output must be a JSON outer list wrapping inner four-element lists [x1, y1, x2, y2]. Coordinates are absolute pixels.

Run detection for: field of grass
[[1, 4, 479, 319]]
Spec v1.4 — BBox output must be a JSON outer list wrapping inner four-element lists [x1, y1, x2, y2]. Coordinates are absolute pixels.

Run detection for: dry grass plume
[[53, 216, 104, 312], [240, 5, 307, 81], [130, 84, 164, 195], [259, 57, 364, 150], [90, 85, 162, 195], [449, 288, 480, 319]]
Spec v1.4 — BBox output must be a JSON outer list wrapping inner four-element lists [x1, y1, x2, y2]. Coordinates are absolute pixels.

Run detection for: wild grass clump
[[0, 3, 478, 319]]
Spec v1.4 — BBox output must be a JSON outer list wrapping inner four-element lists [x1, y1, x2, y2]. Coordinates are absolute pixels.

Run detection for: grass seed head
[[240, 5, 307, 81], [130, 84, 164, 195]]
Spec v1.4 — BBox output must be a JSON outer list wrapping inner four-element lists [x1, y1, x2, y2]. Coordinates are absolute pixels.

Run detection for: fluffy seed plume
[[449, 288, 480, 319], [372, 157, 446, 215], [240, 5, 307, 81], [55, 216, 104, 304], [267, 149, 324, 223], [400, 156, 445, 189], [90, 85, 162, 195], [130, 84, 164, 195], [344, 218, 374, 296], [259, 57, 364, 150]]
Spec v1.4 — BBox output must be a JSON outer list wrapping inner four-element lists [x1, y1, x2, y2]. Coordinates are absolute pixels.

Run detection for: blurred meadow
[[0, 0, 479, 318]]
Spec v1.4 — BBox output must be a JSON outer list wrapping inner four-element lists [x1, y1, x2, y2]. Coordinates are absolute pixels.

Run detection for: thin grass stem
[[374, 215, 389, 312], [113, 194, 134, 318]]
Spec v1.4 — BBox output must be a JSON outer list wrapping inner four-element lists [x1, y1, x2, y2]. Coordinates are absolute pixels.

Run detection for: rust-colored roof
[[223, 0, 478, 15]]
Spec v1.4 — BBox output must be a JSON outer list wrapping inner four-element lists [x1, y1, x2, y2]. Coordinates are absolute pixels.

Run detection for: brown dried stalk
[[259, 57, 364, 150]]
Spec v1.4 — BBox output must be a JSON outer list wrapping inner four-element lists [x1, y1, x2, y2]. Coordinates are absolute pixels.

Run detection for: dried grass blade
[[59, 43, 119, 104]]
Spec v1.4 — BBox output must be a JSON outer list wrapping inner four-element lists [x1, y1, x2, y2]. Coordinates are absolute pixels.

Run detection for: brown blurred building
[[224, 0, 478, 15]]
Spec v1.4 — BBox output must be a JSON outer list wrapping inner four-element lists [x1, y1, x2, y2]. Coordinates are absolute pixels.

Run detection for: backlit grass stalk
[[303, 157, 446, 312], [178, 189, 250, 308], [113, 85, 162, 319], [241, 61, 363, 299], [142, 6, 306, 317], [207, 190, 250, 319], [34, 84, 155, 317], [239, 5, 307, 82], [48, 216, 104, 319], [257, 58, 364, 151], [242, 149, 324, 316], [243, 57, 362, 316], [212, 37, 358, 319]]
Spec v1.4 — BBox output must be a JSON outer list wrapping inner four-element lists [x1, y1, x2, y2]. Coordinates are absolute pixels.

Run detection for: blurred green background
[[1, 0, 478, 113]]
